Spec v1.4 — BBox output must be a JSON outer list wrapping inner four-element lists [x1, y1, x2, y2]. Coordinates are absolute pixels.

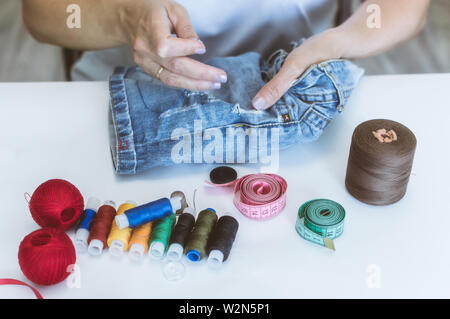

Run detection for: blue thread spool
[[115, 197, 182, 229], [74, 197, 101, 253]]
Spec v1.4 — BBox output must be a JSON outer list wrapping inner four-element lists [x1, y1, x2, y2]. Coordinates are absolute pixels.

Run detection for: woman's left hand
[[252, 29, 343, 110]]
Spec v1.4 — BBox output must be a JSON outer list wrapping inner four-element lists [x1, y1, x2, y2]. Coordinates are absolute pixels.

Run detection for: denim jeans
[[109, 42, 364, 174]]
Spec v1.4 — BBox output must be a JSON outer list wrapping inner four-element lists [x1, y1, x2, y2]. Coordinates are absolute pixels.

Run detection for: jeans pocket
[[296, 104, 331, 142]]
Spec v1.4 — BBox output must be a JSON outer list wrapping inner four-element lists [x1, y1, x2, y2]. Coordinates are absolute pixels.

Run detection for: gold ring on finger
[[155, 66, 164, 80]]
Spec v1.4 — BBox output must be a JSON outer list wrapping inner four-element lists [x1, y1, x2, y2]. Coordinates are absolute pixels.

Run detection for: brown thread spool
[[88, 200, 117, 255], [345, 119, 417, 205]]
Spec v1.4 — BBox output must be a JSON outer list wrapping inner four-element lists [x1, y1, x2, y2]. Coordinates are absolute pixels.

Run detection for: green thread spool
[[185, 208, 218, 262], [295, 199, 345, 250], [148, 213, 176, 259]]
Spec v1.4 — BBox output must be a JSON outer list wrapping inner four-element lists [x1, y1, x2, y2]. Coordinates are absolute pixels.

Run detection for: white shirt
[[72, 0, 337, 81]]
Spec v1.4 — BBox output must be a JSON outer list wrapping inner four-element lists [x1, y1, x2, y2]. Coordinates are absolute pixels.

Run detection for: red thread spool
[[18, 228, 76, 286], [29, 179, 84, 231]]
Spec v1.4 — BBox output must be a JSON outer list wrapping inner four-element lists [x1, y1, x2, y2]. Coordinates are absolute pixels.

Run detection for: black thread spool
[[207, 215, 239, 268], [209, 166, 237, 184], [345, 119, 417, 205], [166, 207, 196, 261]]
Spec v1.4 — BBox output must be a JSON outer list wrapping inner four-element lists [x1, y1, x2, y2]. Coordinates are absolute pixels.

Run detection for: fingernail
[[216, 74, 227, 83], [195, 47, 206, 54], [252, 96, 266, 110], [210, 82, 221, 90]]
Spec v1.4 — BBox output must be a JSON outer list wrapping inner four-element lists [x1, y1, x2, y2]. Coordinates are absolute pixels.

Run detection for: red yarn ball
[[29, 179, 84, 231], [18, 228, 76, 286]]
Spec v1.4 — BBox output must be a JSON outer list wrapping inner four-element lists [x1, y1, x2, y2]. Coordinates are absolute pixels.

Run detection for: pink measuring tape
[[207, 173, 287, 220]]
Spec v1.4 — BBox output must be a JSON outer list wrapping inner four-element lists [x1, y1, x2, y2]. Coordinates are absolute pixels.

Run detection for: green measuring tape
[[295, 199, 345, 250]]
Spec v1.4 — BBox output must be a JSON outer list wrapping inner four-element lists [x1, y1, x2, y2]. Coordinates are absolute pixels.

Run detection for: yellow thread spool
[[107, 201, 136, 256], [128, 222, 153, 262]]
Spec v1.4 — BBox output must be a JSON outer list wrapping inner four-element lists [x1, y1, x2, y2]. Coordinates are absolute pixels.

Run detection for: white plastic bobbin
[[149, 241, 166, 260], [86, 197, 102, 211], [129, 243, 146, 262], [88, 239, 104, 256], [115, 214, 129, 229], [207, 250, 225, 269], [123, 200, 137, 207], [74, 228, 89, 253], [104, 200, 116, 209], [167, 243, 183, 262], [109, 240, 125, 257], [163, 261, 186, 281], [183, 206, 196, 216]]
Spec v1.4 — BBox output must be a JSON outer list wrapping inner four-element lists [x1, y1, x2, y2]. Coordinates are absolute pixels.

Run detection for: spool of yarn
[[28, 179, 84, 230], [107, 201, 136, 257], [233, 174, 287, 220], [18, 228, 76, 285], [296, 199, 345, 250], [345, 119, 417, 205], [148, 213, 176, 259], [74, 197, 101, 253], [167, 207, 196, 261], [207, 215, 239, 268], [185, 208, 218, 262], [115, 196, 182, 229], [87, 200, 116, 256], [129, 222, 153, 262]]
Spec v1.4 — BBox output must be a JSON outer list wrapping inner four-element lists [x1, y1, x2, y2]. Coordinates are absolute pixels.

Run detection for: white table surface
[[0, 74, 449, 299]]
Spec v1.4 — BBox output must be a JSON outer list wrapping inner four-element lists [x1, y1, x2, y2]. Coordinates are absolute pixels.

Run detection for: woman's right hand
[[119, 0, 227, 90]]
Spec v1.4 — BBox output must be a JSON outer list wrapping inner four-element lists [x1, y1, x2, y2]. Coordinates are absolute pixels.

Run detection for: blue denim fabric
[[109, 43, 364, 174]]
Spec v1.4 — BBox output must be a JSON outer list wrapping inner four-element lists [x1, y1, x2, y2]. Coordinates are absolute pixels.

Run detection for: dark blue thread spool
[[115, 197, 182, 229]]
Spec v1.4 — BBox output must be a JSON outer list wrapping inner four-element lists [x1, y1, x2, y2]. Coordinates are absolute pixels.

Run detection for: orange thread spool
[[128, 222, 153, 261]]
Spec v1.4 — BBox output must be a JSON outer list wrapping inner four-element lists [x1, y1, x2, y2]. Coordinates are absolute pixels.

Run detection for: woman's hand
[[252, 29, 342, 110], [251, 0, 429, 110], [23, 0, 227, 89], [119, 0, 227, 90]]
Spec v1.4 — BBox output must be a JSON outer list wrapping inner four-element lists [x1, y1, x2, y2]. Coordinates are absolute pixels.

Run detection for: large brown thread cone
[[345, 119, 417, 206]]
